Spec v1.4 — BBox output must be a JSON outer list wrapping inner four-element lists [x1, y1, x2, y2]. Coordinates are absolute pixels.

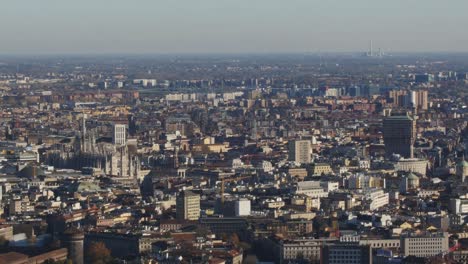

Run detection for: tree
[[194, 226, 210, 237], [43, 260, 71, 264], [0, 236, 7, 248], [238, 241, 252, 251], [403, 255, 426, 264], [229, 233, 240, 245], [86, 242, 112, 264]]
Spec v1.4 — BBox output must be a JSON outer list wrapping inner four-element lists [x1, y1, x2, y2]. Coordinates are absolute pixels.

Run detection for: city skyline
[[0, 1, 468, 263], [1, 0, 468, 54]]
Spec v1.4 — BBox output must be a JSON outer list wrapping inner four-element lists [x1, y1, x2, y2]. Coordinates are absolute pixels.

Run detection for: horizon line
[[2, 50, 468, 57]]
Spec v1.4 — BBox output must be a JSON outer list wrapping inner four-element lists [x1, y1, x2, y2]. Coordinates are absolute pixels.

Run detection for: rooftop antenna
[[319, 51, 323, 71], [82, 114, 87, 152]]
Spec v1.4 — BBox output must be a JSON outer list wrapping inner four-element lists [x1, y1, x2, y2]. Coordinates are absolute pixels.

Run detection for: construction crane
[[426, 242, 460, 262], [220, 175, 252, 204]]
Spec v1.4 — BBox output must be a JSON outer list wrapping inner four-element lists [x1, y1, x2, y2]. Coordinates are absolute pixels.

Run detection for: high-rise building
[[364, 84, 380, 97], [407, 90, 417, 109], [176, 190, 200, 220], [404, 90, 428, 111], [414, 74, 434, 83], [416, 90, 428, 111], [112, 124, 126, 146], [388, 90, 407, 107], [9, 199, 23, 215], [349, 86, 361, 97], [288, 140, 311, 164], [383, 113, 416, 158], [388, 90, 428, 111]]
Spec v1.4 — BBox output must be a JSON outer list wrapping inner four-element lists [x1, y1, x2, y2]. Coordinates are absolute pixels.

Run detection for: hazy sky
[[1, 0, 467, 54]]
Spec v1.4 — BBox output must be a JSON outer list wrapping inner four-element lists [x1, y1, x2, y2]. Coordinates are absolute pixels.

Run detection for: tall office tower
[[80, 114, 87, 152], [414, 74, 434, 83], [383, 113, 416, 158], [176, 190, 200, 220], [349, 86, 361, 97], [251, 118, 257, 141], [81, 114, 87, 138], [288, 140, 312, 164], [128, 115, 137, 136], [112, 124, 126, 146]]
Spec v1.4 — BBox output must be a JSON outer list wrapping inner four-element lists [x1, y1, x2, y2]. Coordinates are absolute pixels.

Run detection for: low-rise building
[[364, 189, 389, 211], [400, 232, 449, 258]]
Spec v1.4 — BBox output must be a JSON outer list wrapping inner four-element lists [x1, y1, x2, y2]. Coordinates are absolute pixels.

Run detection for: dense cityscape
[[0, 52, 464, 264]]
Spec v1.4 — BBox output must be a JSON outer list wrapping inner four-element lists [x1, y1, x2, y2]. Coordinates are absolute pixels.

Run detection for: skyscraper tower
[[176, 190, 200, 220], [128, 114, 136, 136], [251, 117, 257, 141], [112, 124, 127, 146], [174, 136, 180, 169], [81, 114, 87, 137], [383, 112, 416, 158], [288, 140, 312, 164], [81, 114, 87, 152]]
